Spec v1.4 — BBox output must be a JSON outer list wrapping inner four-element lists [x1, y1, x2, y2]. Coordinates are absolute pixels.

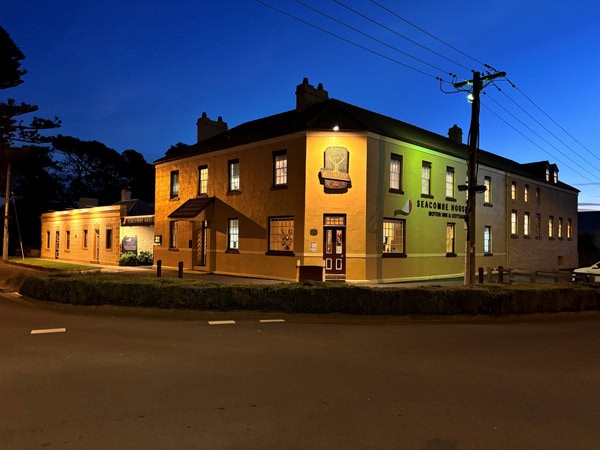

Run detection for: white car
[[572, 262, 600, 282]]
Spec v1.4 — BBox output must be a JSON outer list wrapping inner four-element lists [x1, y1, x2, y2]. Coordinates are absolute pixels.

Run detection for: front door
[[323, 215, 346, 280], [94, 230, 100, 262], [195, 220, 208, 267]]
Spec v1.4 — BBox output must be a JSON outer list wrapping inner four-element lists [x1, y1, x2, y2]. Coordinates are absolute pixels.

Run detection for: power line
[[294, 0, 454, 77], [255, 0, 448, 81], [333, 0, 470, 73]]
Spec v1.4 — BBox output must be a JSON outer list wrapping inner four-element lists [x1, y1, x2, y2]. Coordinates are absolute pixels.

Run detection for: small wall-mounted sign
[[154, 235, 162, 245]]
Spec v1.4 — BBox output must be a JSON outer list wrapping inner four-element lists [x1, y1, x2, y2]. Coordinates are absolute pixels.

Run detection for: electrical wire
[[294, 0, 455, 77], [255, 0, 448, 81], [332, 0, 469, 73]]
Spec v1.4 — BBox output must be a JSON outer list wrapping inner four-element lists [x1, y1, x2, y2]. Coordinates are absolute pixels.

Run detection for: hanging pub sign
[[319, 146, 351, 190]]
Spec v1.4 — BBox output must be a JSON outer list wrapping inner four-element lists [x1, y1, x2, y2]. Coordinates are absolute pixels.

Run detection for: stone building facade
[[152, 79, 578, 283]]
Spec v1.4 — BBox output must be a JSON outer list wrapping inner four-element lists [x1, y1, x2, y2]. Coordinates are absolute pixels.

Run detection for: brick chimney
[[121, 188, 132, 201], [197, 112, 228, 143], [295, 78, 329, 112], [448, 124, 463, 144]]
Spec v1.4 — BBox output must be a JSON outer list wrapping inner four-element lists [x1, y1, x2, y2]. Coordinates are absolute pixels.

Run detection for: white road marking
[[259, 319, 286, 323], [208, 320, 236, 325], [30, 328, 67, 335]]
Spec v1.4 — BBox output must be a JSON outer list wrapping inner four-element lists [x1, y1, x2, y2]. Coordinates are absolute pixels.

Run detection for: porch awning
[[168, 197, 214, 219]]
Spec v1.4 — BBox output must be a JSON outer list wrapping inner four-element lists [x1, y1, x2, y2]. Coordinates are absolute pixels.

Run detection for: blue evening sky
[[3, 1, 599, 208]]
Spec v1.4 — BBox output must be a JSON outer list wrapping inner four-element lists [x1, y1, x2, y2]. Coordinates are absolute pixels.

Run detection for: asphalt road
[[1, 291, 600, 450]]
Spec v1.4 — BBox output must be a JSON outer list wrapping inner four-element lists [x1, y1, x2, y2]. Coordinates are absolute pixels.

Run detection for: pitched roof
[[168, 197, 214, 219], [155, 98, 578, 192]]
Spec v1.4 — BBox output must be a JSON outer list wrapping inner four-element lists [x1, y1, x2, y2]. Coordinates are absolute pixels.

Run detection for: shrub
[[138, 251, 153, 265], [119, 253, 139, 266]]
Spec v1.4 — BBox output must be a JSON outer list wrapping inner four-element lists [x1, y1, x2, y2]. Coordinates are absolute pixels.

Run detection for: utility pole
[[454, 70, 505, 285], [2, 161, 9, 262]]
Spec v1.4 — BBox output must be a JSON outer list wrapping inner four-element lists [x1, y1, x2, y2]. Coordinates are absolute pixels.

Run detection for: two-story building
[[152, 78, 578, 283]]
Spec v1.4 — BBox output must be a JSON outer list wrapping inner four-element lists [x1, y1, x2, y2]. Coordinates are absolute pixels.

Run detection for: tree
[[1, 26, 61, 260]]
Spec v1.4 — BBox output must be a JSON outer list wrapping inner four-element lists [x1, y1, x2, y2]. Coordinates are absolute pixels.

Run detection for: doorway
[[323, 215, 346, 280]]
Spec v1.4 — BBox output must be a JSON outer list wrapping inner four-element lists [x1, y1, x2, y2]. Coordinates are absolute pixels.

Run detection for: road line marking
[[31, 328, 67, 335], [208, 320, 236, 325], [259, 319, 286, 323]]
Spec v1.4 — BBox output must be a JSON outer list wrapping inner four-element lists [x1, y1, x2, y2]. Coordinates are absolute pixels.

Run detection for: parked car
[[572, 262, 600, 282]]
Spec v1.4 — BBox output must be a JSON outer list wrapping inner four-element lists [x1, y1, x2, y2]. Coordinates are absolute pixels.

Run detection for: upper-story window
[[553, 170, 558, 184], [445, 167, 455, 199], [567, 219, 572, 239], [545, 167, 550, 182], [523, 212, 530, 237], [524, 184, 529, 202], [548, 216, 555, 238], [273, 150, 287, 187], [511, 210, 518, 236], [198, 165, 208, 196], [484, 176, 492, 205], [228, 159, 240, 192], [421, 161, 431, 197], [390, 154, 403, 192], [227, 218, 240, 252], [170, 170, 179, 198], [511, 182, 517, 201]]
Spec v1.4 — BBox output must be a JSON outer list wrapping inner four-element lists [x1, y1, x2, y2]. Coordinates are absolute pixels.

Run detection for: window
[[169, 221, 178, 248], [548, 216, 554, 238], [484, 176, 492, 205], [83, 229, 88, 248], [511, 210, 518, 235], [536, 187, 541, 205], [558, 217, 563, 239], [46, 231, 50, 249], [545, 167, 550, 182], [568, 219, 573, 239], [511, 182, 517, 200], [390, 154, 403, 192], [523, 212, 530, 237], [228, 159, 240, 191], [446, 167, 455, 199], [421, 161, 431, 196], [535, 214, 541, 238], [227, 218, 239, 251], [483, 226, 492, 254], [446, 223, 455, 255], [170, 170, 179, 198], [273, 151, 287, 186], [106, 229, 113, 249], [524, 184, 529, 202], [269, 216, 294, 252], [383, 218, 405, 255], [198, 165, 208, 196], [553, 170, 558, 184], [66, 231, 71, 250]]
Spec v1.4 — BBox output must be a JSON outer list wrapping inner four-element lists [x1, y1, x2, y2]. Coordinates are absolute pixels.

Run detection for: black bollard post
[[478, 267, 484, 284], [178, 261, 184, 279], [157, 260, 162, 278], [498, 266, 504, 283]]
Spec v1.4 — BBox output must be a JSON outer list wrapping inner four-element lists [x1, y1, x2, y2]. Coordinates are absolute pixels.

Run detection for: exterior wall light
[[332, 125, 340, 132]]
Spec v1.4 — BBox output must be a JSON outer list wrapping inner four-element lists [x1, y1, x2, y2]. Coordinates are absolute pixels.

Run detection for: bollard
[[156, 259, 162, 278], [478, 267, 484, 284], [498, 266, 504, 283], [178, 261, 184, 278]]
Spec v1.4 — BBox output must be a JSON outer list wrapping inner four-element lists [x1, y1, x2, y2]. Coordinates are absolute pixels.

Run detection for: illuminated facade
[[153, 79, 578, 283], [40, 191, 154, 265]]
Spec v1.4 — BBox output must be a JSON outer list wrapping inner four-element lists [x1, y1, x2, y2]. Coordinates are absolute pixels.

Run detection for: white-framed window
[[383, 218, 405, 254], [523, 212, 530, 237], [228, 218, 239, 251], [390, 154, 402, 191], [558, 217, 563, 239], [548, 216, 554, 238], [169, 221, 178, 248], [421, 161, 431, 196], [511, 210, 518, 235], [446, 223, 455, 254], [273, 151, 287, 186], [446, 167, 455, 199], [198, 165, 208, 195], [170, 170, 179, 198], [511, 182, 517, 200], [483, 225, 492, 254], [269, 216, 294, 252], [484, 176, 492, 204], [228, 159, 240, 191], [524, 184, 529, 202]]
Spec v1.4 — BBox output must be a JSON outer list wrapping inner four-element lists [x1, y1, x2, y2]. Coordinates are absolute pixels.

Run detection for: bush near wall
[[118, 251, 153, 266], [19, 274, 600, 315]]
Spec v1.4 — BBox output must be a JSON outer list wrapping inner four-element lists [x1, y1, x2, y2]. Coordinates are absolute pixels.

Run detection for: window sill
[[226, 249, 240, 254], [421, 194, 434, 199], [227, 190, 242, 196], [168, 248, 179, 252], [484, 203, 493, 207], [389, 188, 404, 194], [271, 185, 288, 191], [484, 253, 493, 256], [445, 197, 456, 202], [382, 252, 407, 258], [170, 196, 180, 201], [445, 252, 457, 257], [196, 193, 208, 198], [511, 234, 519, 239], [266, 250, 295, 256]]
